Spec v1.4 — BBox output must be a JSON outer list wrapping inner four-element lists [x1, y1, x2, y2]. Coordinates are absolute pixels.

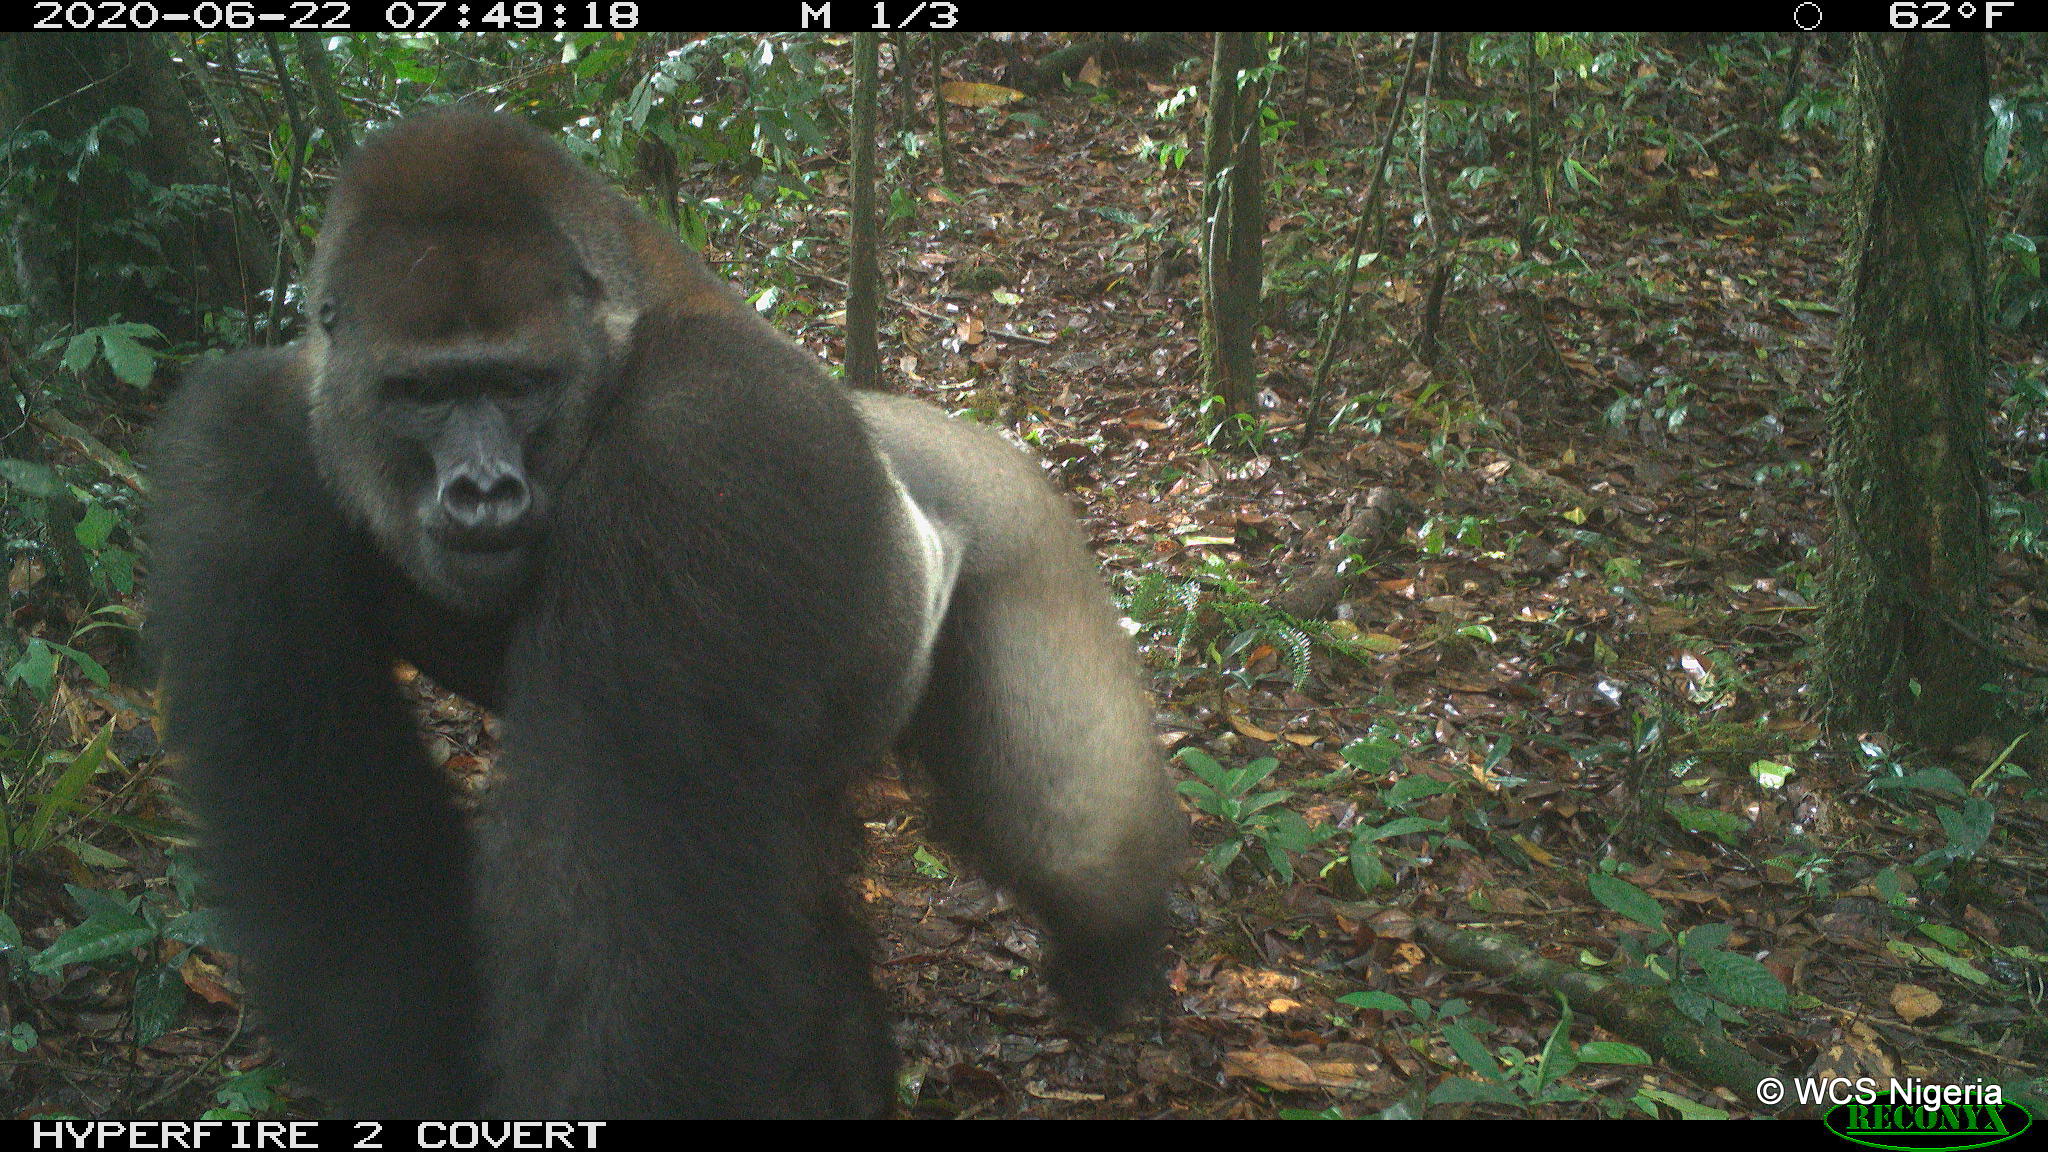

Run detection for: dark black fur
[[149, 111, 1178, 1119]]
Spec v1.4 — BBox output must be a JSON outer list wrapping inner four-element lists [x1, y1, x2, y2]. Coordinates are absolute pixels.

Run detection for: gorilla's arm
[[149, 352, 481, 1115], [465, 316, 922, 1118], [857, 392, 1183, 1023]]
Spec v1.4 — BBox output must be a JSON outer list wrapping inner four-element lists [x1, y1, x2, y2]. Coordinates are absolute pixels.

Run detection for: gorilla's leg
[[857, 393, 1182, 1022], [472, 690, 895, 1119]]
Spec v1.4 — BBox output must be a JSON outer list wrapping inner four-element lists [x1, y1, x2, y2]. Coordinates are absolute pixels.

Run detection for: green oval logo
[[1823, 1095, 2032, 1151]]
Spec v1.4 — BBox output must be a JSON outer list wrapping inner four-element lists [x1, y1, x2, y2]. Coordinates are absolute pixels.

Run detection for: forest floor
[[824, 39, 2048, 1120], [11, 36, 2048, 1120]]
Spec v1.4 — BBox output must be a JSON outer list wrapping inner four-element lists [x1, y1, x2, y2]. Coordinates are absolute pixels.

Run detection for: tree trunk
[[1816, 32, 1994, 746], [845, 31, 883, 391], [1201, 32, 1265, 430]]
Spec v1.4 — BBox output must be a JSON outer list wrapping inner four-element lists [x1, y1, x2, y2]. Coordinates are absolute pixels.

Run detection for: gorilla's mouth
[[440, 543, 531, 581], [415, 540, 537, 614]]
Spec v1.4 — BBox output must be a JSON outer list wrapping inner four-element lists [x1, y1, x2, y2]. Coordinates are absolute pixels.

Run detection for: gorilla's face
[[306, 216, 623, 615]]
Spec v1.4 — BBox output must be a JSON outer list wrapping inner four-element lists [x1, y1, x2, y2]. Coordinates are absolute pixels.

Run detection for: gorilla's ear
[[858, 391, 1183, 1023]]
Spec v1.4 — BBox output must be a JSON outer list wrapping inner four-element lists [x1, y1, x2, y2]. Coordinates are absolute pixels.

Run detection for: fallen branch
[[1415, 916, 1780, 1107], [1273, 486, 1403, 620]]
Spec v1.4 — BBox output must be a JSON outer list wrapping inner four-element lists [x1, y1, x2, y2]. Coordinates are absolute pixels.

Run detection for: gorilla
[[147, 108, 1181, 1119]]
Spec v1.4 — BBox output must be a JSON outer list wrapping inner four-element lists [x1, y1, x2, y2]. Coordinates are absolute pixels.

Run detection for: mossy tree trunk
[[1201, 32, 1264, 431], [1816, 32, 1994, 746]]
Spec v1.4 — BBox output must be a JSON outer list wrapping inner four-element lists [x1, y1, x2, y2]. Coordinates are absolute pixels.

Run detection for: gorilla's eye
[[318, 300, 340, 333]]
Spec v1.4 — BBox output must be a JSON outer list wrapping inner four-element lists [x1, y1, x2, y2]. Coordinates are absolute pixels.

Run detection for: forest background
[[0, 30, 2045, 1120]]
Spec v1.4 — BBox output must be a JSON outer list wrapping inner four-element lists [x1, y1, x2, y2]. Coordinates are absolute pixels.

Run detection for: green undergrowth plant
[[1175, 748, 1334, 882], [204, 1067, 292, 1120], [1337, 989, 1667, 1116], [1991, 365, 2048, 561], [1177, 724, 1444, 889], [1339, 765, 1462, 893], [1586, 869, 1788, 1027], [4, 864, 217, 1053], [1848, 741, 2048, 997]]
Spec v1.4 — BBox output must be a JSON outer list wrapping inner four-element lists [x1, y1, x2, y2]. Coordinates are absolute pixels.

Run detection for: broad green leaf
[[1578, 1041, 1652, 1064], [132, 963, 187, 1044], [25, 722, 113, 853], [33, 909, 153, 972], [1695, 949, 1788, 1011], [1588, 872, 1666, 929]]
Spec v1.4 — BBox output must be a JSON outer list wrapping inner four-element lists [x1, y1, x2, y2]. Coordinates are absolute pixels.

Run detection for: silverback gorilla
[[148, 109, 1181, 1119]]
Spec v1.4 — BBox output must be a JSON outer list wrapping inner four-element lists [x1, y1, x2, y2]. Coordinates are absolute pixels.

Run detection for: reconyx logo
[[1823, 1092, 2031, 1151]]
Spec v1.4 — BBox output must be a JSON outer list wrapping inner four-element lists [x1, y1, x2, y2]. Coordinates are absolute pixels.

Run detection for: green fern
[[1126, 564, 1364, 691], [1215, 601, 1316, 691]]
